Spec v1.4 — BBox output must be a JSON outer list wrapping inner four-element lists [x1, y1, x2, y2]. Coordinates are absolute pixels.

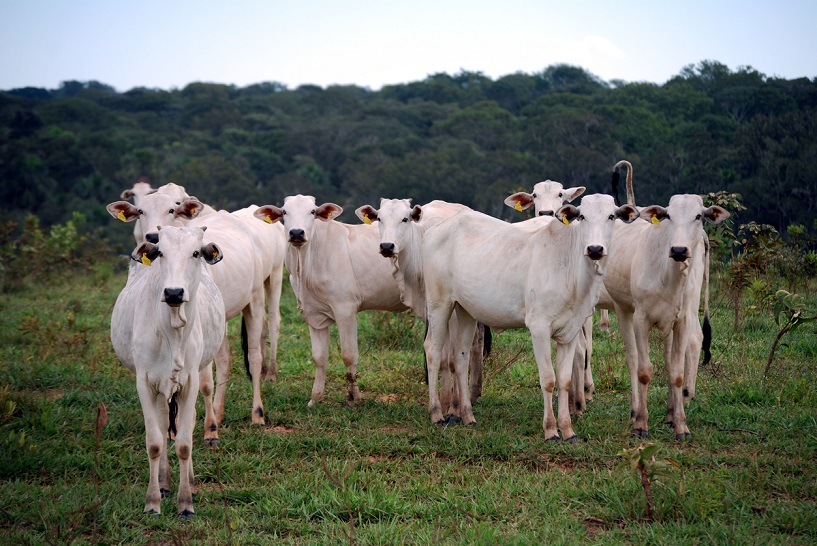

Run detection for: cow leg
[[667, 322, 692, 441], [570, 327, 588, 416], [583, 315, 595, 401], [599, 309, 610, 333], [244, 299, 267, 425], [439, 328, 455, 419], [199, 361, 219, 446], [531, 328, 558, 440], [556, 337, 580, 442], [263, 270, 283, 381], [450, 306, 477, 426], [176, 376, 198, 517], [212, 333, 231, 427], [632, 314, 654, 437], [468, 323, 485, 406], [336, 315, 362, 406], [307, 326, 330, 408], [615, 309, 642, 430], [137, 378, 168, 515], [424, 304, 453, 425]]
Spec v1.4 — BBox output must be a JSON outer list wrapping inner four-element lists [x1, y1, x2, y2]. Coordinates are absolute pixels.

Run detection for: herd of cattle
[[106, 162, 729, 516]]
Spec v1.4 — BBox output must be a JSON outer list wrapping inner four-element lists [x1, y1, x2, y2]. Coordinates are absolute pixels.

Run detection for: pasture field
[[0, 256, 815, 545]]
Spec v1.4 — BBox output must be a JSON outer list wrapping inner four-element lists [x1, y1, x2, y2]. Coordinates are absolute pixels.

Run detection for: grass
[[0, 256, 815, 544]]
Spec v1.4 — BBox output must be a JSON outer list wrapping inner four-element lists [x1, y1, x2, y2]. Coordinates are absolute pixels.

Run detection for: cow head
[[108, 192, 204, 244], [130, 226, 222, 327], [557, 194, 638, 261], [254, 194, 342, 249], [355, 199, 422, 258], [639, 195, 729, 263], [120, 179, 154, 203], [505, 180, 586, 217]]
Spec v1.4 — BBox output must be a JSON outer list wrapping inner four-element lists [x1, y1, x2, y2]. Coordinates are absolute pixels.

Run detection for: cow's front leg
[[336, 314, 362, 406], [424, 310, 451, 425], [531, 329, 558, 440], [450, 307, 477, 426], [175, 377, 198, 518], [555, 337, 579, 442], [667, 324, 692, 441], [569, 331, 587, 416], [137, 380, 167, 515], [616, 309, 642, 431], [307, 326, 329, 408], [244, 300, 268, 425], [632, 315, 653, 438], [583, 315, 595, 401]]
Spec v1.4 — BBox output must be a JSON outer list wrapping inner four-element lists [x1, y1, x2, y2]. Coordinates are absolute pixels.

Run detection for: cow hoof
[[444, 414, 462, 425], [675, 432, 692, 442], [564, 435, 579, 444], [179, 509, 195, 520], [665, 420, 674, 428], [545, 435, 560, 442], [146, 509, 160, 517], [465, 420, 477, 428], [160, 488, 172, 498], [434, 419, 447, 427], [632, 428, 649, 439], [204, 438, 219, 447]]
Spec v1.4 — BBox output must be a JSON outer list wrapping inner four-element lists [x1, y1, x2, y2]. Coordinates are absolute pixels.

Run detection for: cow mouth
[[586, 250, 606, 261], [289, 239, 306, 248], [379, 249, 396, 258]]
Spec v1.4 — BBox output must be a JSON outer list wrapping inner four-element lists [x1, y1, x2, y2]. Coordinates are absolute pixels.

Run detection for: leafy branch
[[764, 290, 817, 379]]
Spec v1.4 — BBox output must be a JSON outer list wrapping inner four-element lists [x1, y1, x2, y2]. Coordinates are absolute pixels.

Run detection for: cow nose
[[163, 288, 184, 305], [146, 232, 159, 244], [289, 229, 305, 241], [586, 245, 605, 260], [539, 210, 554, 217], [670, 246, 689, 262], [380, 242, 395, 256]]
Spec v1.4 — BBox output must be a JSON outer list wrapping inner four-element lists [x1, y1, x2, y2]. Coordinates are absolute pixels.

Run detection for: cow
[[504, 180, 598, 410], [111, 226, 225, 517], [421, 194, 638, 439], [354, 199, 485, 421], [119, 179, 191, 244], [107, 191, 285, 444], [254, 194, 408, 407], [603, 194, 728, 440]]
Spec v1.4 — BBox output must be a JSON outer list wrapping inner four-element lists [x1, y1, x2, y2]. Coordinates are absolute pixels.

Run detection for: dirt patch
[[267, 425, 295, 434]]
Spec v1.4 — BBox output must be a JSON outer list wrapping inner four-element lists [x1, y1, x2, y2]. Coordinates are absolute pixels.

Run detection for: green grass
[[1, 258, 815, 544]]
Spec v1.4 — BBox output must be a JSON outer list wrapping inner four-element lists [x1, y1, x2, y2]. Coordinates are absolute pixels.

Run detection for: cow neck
[[563, 221, 606, 326], [153, 274, 199, 402], [648, 222, 696, 318], [395, 222, 427, 318]]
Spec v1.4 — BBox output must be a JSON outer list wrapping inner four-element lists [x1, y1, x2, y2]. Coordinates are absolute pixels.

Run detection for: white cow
[[119, 180, 191, 244], [111, 226, 225, 517], [354, 199, 485, 421], [254, 194, 409, 407], [504, 180, 598, 411], [422, 194, 637, 439], [603, 194, 728, 440], [107, 191, 285, 443]]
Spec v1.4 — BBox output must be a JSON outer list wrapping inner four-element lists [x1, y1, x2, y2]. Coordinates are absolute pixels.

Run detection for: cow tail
[[422, 319, 430, 386], [612, 159, 636, 207], [611, 168, 621, 207], [168, 392, 179, 439], [242, 316, 251, 378], [701, 236, 712, 366]]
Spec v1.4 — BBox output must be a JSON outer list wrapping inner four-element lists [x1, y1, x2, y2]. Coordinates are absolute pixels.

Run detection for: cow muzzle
[[163, 287, 185, 306], [539, 210, 554, 217], [288, 229, 306, 247], [379, 242, 396, 257], [586, 245, 605, 260], [669, 246, 689, 262], [146, 232, 159, 244]]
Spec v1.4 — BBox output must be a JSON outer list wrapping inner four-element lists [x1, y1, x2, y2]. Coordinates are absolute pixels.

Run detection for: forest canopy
[[1, 60, 816, 250]]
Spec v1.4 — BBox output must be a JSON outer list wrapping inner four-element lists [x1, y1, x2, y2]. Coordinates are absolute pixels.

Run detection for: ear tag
[[514, 202, 523, 212], [562, 215, 570, 225], [190, 207, 196, 215], [117, 210, 127, 222], [651, 215, 660, 225], [212, 249, 219, 259], [141, 253, 152, 266], [327, 212, 333, 219], [264, 215, 273, 224], [363, 214, 372, 225]]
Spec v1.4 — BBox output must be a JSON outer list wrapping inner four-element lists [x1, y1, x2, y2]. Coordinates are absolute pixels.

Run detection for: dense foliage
[[2, 60, 816, 253]]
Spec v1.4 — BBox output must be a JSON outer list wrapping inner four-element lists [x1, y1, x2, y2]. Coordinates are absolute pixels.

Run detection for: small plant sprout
[[764, 290, 817, 379], [617, 443, 684, 523]]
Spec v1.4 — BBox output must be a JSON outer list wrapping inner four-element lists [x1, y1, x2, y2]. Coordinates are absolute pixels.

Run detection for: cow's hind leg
[[336, 314, 362, 406], [244, 297, 267, 425], [212, 333, 231, 429], [199, 360, 218, 446]]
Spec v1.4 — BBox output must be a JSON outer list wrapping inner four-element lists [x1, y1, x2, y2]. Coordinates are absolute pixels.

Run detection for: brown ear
[[131, 242, 160, 265], [316, 203, 343, 221], [411, 205, 423, 223], [556, 204, 580, 225], [254, 205, 284, 224], [640, 205, 669, 224], [176, 199, 204, 220], [107, 201, 139, 222], [202, 242, 223, 265], [616, 204, 639, 224], [504, 192, 534, 211], [564, 186, 586, 202], [355, 205, 378, 224], [703, 206, 730, 224]]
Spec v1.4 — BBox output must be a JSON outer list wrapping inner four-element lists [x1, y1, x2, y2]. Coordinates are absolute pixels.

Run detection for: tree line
[[1, 60, 816, 251]]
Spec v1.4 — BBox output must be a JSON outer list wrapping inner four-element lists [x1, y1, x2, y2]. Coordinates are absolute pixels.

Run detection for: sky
[[1, 0, 815, 93]]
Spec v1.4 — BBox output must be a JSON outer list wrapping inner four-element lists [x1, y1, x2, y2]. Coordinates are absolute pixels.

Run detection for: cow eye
[[578, 214, 585, 221], [695, 214, 702, 221], [176, 201, 182, 205], [169, 209, 175, 214], [531, 193, 537, 198], [608, 214, 615, 221], [402, 217, 409, 223], [310, 209, 316, 215], [137, 209, 144, 215], [193, 250, 200, 258], [558, 192, 563, 198]]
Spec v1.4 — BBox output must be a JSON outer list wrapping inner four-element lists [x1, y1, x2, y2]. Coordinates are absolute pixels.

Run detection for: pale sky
[[1, 0, 815, 92]]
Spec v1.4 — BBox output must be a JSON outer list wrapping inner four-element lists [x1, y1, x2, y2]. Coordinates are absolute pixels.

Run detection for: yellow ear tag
[[117, 210, 127, 222], [212, 249, 219, 259], [327, 212, 333, 219], [141, 253, 152, 266], [651, 215, 660, 225], [363, 214, 372, 225], [264, 215, 273, 224], [190, 207, 196, 215], [562, 215, 570, 225], [514, 202, 523, 212]]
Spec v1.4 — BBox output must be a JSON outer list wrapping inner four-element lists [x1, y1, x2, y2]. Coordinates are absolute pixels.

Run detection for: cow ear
[[176, 199, 204, 220], [616, 204, 639, 223], [564, 186, 586, 202], [316, 203, 343, 221], [120, 189, 135, 200], [202, 242, 223, 265], [504, 192, 533, 212], [411, 205, 423, 223], [107, 201, 139, 223], [703, 206, 730, 224], [640, 205, 669, 225], [556, 204, 580, 225], [254, 205, 284, 225], [131, 242, 160, 266], [355, 205, 378, 225]]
